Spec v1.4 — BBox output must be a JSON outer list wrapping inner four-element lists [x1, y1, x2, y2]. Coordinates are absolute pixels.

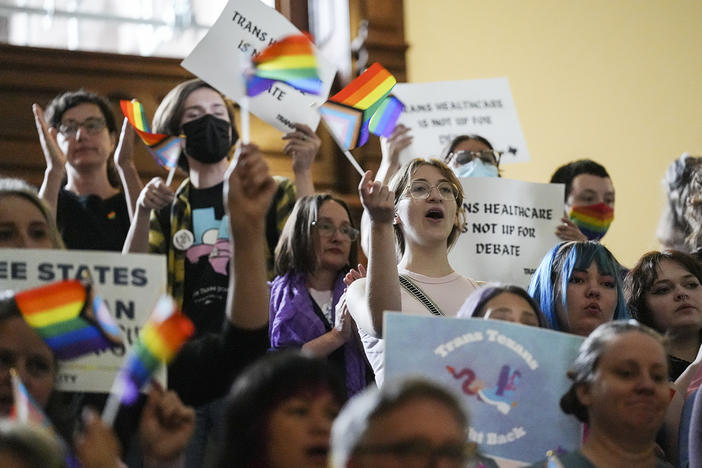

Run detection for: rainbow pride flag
[[120, 100, 182, 169], [14, 280, 123, 360], [10, 369, 53, 429], [319, 63, 403, 149], [246, 34, 322, 97], [115, 297, 194, 404], [368, 95, 404, 138]]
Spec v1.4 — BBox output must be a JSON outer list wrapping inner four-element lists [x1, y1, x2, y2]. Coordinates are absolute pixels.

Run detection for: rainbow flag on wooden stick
[[14, 280, 123, 360], [319, 63, 404, 150], [120, 100, 182, 169], [246, 34, 322, 97], [114, 296, 194, 405]]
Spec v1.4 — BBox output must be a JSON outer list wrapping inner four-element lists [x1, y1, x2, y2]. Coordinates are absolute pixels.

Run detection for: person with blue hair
[[528, 241, 629, 336]]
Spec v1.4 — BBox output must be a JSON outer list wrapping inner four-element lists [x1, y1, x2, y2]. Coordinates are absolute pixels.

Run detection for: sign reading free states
[[0, 249, 166, 393], [384, 314, 584, 465], [449, 177, 565, 287], [393, 78, 529, 164], [182, 0, 337, 133]]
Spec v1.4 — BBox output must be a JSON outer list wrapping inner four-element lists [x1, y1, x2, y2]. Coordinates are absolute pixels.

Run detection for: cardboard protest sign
[[385, 314, 584, 465], [181, 0, 336, 132], [393, 78, 529, 164], [450, 178, 564, 287], [0, 249, 166, 393]]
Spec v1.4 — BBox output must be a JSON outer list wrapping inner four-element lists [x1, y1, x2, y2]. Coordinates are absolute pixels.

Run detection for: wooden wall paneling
[[0, 43, 338, 192]]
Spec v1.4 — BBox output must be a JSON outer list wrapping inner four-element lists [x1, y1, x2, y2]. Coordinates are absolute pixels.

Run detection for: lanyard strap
[[398, 275, 445, 317]]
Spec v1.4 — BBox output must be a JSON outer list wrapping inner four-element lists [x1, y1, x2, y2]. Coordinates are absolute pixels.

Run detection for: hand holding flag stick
[[120, 100, 182, 186], [102, 296, 194, 426]]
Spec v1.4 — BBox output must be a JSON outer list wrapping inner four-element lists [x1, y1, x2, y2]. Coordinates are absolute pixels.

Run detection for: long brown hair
[[274, 194, 358, 277]]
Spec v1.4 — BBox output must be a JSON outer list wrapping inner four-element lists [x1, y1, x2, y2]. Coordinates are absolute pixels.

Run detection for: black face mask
[[182, 114, 235, 164]]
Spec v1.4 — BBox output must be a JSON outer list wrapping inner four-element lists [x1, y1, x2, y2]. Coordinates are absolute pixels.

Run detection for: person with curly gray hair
[[656, 153, 702, 253]]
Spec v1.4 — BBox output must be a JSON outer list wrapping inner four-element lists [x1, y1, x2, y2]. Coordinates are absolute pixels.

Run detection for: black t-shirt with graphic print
[[182, 182, 230, 337]]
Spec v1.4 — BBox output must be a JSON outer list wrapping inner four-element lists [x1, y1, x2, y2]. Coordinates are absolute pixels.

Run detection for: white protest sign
[[181, 0, 337, 132], [0, 249, 166, 393], [449, 178, 564, 287], [393, 78, 529, 164]]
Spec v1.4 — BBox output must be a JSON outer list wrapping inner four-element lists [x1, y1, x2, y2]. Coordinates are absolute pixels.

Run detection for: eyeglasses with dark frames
[[312, 219, 359, 241], [354, 439, 477, 468], [58, 117, 107, 138], [445, 149, 501, 168], [404, 180, 458, 201]]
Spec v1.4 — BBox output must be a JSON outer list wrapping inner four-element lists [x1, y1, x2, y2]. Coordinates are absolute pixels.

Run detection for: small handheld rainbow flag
[[113, 296, 194, 405], [14, 280, 123, 360], [120, 100, 183, 170], [246, 33, 322, 97], [319, 63, 404, 150], [10, 369, 53, 430]]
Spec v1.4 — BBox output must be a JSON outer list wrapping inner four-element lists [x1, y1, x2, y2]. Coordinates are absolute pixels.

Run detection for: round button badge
[[173, 229, 194, 251]]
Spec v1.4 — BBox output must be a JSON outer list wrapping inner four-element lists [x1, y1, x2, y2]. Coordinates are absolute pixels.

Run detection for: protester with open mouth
[[347, 158, 479, 386], [528, 241, 629, 337], [216, 352, 346, 468]]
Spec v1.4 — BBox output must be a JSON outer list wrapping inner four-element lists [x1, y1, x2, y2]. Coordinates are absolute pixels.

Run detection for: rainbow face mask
[[568, 203, 614, 241]]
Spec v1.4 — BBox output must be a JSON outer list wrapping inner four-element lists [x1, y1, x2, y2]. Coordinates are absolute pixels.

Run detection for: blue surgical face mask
[[454, 159, 499, 178]]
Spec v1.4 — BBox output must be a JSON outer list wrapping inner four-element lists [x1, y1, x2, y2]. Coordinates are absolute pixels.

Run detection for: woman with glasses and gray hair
[[269, 194, 369, 396], [32, 89, 142, 251], [331, 377, 496, 468], [347, 158, 479, 386]]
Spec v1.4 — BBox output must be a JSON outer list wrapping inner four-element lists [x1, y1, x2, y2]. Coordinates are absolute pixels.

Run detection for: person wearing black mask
[[123, 78, 319, 466]]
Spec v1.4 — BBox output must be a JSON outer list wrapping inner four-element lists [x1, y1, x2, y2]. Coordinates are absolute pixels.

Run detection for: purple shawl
[[269, 271, 367, 395]]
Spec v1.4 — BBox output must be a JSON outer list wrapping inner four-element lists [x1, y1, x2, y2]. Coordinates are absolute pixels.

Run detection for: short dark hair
[[217, 351, 346, 468], [331, 378, 468, 467], [274, 194, 358, 277], [550, 159, 610, 201], [624, 250, 702, 332], [445, 134, 494, 156], [44, 89, 117, 134], [457, 284, 548, 328], [153, 78, 238, 172]]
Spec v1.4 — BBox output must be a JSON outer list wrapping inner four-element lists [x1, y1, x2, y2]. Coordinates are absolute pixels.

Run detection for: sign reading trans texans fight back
[[384, 314, 584, 465]]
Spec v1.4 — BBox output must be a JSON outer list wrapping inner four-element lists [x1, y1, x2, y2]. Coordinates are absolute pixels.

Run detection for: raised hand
[[139, 382, 195, 463], [282, 123, 321, 173], [225, 143, 277, 233], [74, 408, 121, 468], [556, 216, 588, 242], [114, 118, 136, 171], [344, 263, 367, 287], [137, 177, 174, 212], [379, 123, 412, 172], [334, 293, 354, 342], [33, 103, 67, 173], [359, 170, 395, 224]]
